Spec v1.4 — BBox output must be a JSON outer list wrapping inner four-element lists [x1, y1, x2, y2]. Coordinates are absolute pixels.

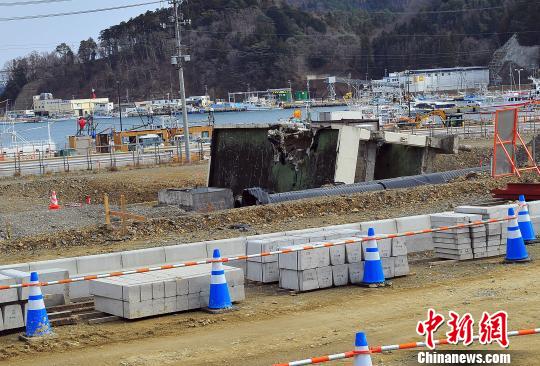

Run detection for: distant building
[[33, 93, 113, 116], [373, 66, 490, 94]]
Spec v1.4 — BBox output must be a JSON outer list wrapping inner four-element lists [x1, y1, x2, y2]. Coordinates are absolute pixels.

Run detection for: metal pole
[[117, 81, 123, 131], [172, 0, 191, 162]]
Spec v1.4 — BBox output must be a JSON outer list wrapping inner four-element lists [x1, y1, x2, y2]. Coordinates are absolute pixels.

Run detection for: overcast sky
[[0, 0, 162, 68]]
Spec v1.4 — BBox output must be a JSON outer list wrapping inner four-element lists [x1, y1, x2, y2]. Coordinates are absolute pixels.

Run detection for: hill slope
[[1, 0, 539, 105]]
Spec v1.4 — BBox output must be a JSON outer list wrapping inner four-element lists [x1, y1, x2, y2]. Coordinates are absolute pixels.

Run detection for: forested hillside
[[2, 0, 539, 107]]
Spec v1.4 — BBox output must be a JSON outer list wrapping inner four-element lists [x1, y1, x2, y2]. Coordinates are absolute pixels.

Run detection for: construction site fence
[[273, 328, 540, 366], [0, 215, 514, 291], [0, 141, 210, 176]]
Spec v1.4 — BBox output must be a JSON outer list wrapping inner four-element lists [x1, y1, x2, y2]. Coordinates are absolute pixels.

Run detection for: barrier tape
[[273, 328, 540, 366], [0, 215, 514, 291]]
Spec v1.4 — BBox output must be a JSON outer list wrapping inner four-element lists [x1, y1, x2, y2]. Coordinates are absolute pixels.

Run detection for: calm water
[[1, 106, 345, 148]]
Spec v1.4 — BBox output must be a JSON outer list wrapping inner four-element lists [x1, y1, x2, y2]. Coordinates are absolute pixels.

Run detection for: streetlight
[[117, 81, 123, 131], [515, 68, 524, 91]]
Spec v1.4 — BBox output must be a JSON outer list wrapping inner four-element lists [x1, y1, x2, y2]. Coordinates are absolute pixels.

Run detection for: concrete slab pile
[[277, 231, 410, 292], [91, 264, 244, 319]]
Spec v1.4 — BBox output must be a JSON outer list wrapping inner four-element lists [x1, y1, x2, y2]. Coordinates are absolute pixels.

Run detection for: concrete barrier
[[121, 247, 167, 269], [76, 253, 123, 274], [164, 242, 208, 262], [395, 215, 434, 253]]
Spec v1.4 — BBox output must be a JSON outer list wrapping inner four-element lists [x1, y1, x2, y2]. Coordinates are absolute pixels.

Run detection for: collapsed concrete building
[[208, 112, 459, 196]]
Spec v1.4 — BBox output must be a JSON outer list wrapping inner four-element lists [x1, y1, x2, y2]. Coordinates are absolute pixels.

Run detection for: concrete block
[[124, 300, 154, 319], [0, 274, 18, 304], [284, 228, 323, 236], [322, 223, 362, 231], [434, 243, 473, 250], [176, 295, 189, 312], [430, 212, 482, 224], [164, 242, 208, 263], [90, 279, 124, 300], [29, 258, 77, 275], [0, 269, 30, 300], [0, 308, 4, 331], [2, 304, 24, 330], [187, 274, 211, 294], [279, 269, 319, 292], [391, 237, 408, 257], [140, 283, 153, 301], [123, 284, 141, 303], [246, 261, 279, 283], [164, 279, 176, 298], [455, 204, 518, 219], [247, 238, 285, 263], [348, 262, 365, 284], [225, 267, 245, 287], [437, 253, 474, 260], [531, 216, 540, 233], [363, 239, 391, 258], [316, 266, 333, 289], [36, 268, 70, 302], [230, 285, 246, 303], [528, 201, 540, 216], [435, 247, 473, 256], [278, 246, 330, 270], [225, 259, 247, 273], [121, 247, 166, 269], [0, 263, 30, 272], [396, 215, 433, 253], [394, 256, 410, 277], [187, 293, 201, 310], [332, 264, 349, 286], [152, 298, 165, 315], [152, 281, 165, 299], [69, 281, 91, 299], [329, 243, 346, 265], [205, 237, 246, 257], [246, 232, 286, 241], [164, 296, 177, 313], [94, 296, 124, 317], [360, 219, 397, 234], [345, 240, 363, 263], [176, 278, 189, 296], [324, 229, 362, 240], [287, 236, 310, 245], [381, 257, 395, 279], [76, 253, 122, 274]]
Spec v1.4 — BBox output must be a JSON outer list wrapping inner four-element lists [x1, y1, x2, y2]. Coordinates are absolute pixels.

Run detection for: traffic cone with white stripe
[[505, 208, 530, 262], [517, 195, 536, 242], [362, 228, 385, 285], [25, 272, 52, 337], [208, 249, 232, 310], [353, 331, 373, 366], [48, 191, 60, 210]]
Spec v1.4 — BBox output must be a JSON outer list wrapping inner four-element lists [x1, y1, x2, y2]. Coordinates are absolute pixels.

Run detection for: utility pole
[[515, 68, 524, 91], [117, 81, 123, 131], [170, 0, 191, 161]]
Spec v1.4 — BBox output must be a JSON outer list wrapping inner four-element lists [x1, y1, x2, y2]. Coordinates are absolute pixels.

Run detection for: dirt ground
[[0, 246, 538, 365], [0, 137, 538, 365]]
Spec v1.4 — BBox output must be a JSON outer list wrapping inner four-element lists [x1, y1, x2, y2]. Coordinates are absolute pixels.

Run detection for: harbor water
[[0, 106, 345, 148]]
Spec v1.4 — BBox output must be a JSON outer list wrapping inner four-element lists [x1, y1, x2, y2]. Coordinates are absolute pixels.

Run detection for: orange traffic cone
[[49, 191, 60, 210]]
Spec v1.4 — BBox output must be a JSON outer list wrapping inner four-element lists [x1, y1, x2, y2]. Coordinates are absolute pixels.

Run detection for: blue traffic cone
[[208, 249, 232, 310], [353, 331, 373, 366], [362, 228, 385, 285], [506, 208, 530, 262], [25, 272, 52, 337], [517, 195, 536, 242]]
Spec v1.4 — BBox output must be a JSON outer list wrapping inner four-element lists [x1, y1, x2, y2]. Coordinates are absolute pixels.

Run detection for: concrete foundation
[[158, 187, 234, 212]]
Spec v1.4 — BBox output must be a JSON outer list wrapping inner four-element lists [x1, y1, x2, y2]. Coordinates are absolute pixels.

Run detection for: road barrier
[[0, 215, 515, 291], [273, 328, 540, 366]]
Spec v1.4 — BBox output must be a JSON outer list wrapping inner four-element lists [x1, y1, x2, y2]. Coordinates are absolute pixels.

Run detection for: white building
[[373, 66, 490, 94], [33, 93, 113, 116]]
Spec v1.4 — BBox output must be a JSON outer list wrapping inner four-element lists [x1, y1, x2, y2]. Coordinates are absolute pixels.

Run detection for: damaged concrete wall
[[208, 125, 339, 196]]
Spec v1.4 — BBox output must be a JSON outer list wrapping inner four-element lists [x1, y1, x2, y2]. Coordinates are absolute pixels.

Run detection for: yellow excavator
[[396, 110, 447, 129]]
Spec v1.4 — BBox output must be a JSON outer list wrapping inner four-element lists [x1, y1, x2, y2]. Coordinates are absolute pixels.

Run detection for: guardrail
[[0, 142, 210, 176]]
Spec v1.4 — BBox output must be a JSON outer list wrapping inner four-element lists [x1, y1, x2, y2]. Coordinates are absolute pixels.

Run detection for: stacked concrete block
[[92, 264, 244, 319], [430, 213, 482, 260], [279, 233, 410, 291], [455, 204, 519, 257], [246, 237, 285, 283]]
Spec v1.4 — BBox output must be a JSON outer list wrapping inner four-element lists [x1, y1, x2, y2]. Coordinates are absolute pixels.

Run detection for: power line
[[0, 1, 161, 21], [0, 0, 71, 6]]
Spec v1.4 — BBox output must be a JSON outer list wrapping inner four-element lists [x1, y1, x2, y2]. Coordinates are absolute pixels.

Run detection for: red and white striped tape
[[273, 328, 540, 366], [0, 216, 513, 291]]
